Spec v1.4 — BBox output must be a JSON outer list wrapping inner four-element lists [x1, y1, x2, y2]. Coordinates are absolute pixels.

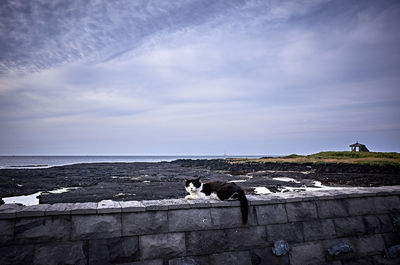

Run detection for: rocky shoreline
[[1, 159, 399, 204]]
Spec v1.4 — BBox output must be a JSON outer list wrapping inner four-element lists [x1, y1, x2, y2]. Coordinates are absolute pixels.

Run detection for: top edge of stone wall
[[1, 186, 399, 219]]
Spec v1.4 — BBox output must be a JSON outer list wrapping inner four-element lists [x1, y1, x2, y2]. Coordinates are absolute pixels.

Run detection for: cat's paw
[[185, 195, 193, 200]]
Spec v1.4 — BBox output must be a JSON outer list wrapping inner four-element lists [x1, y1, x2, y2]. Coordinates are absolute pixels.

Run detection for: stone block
[[345, 197, 376, 216], [256, 204, 288, 225], [210, 207, 255, 228], [209, 199, 239, 207], [302, 219, 336, 241], [120, 201, 146, 212], [333, 216, 365, 237], [88, 239, 109, 265], [187, 199, 211, 208], [0, 203, 23, 219], [70, 202, 98, 214], [186, 230, 228, 255], [250, 247, 290, 265], [0, 245, 34, 265], [122, 211, 168, 236], [372, 254, 400, 265], [34, 241, 87, 265], [168, 256, 209, 265], [374, 195, 400, 213], [97, 200, 121, 214], [89, 237, 139, 265], [15, 216, 71, 243], [108, 237, 139, 264], [354, 234, 385, 256], [267, 222, 304, 243], [289, 241, 325, 265], [286, 201, 318, 222], [341, 257, 375, 265], [168, 209, 213, 232], [142, 200, 169, 211], [163, 199, 191, 209], [127, 259, 163, 265], [316, 199, 348, 219], [0, 219, 14, 245], [72, 214, 121, 240], [16, 204, 50, 218], [226, 226, 268, 250], [139, 233, 185, 260], [45, 203, 74, 216], [209, 251, 252, 265]]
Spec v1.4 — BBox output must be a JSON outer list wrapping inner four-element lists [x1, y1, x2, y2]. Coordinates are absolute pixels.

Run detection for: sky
[[0, 0, 399, 155]]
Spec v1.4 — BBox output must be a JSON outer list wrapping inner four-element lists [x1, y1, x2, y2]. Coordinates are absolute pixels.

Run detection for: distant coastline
[[0, 155, 263, 169]]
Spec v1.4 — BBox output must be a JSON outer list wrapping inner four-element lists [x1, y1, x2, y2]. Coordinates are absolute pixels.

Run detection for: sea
[[0, 155, 262, 169]]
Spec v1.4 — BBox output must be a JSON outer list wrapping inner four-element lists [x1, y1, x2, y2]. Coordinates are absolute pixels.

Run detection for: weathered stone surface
[[139, 233, 185, 260], [226, 226, 268, 250], [256, 204, 288, 225], [122, 211, 167, 236], [89, 237, 139, 265], [163, 199, 191, 209], [0, 219, 14, 245], [345, 197, 376, 216], [341, 257, 375, 265], [333, 216, 365, 237], [34, 241, 87, 265], [97, 200, 121, 214], [15, 216, 71, 243], [142, 200, 169, 211], [17, 204, 50, 218], [89, 239, 110, 265], [372, 254, 400, 265], [45, 203, 74, 216], [302, 219, 336, 241], [187, 199, 211, 208], [120, 201, 146, 212], [286, 201, 318, 222], [127, 259, 163, 265], [0, 203, 23, 219], [70, 202, 98, 214], [168, 256, 209, 265], [374, 195, 400, 213], [72, 214, 121, 239], [186, 230, 228, 255], [0, 244, 34, 265], [354, 234, 385, 256], [169, 209, 212, 232], [209, 251, 252, 265], [108, 237, 139, 263], [289, 241, 325, 265], [210, 207, 255, 228], [250, 247, 290, 265], [316, 199, 348, 219], [266, 222, 304, 243]]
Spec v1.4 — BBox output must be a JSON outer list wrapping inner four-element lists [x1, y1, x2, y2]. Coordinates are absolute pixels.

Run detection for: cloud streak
[[0, 0, 399, 155]]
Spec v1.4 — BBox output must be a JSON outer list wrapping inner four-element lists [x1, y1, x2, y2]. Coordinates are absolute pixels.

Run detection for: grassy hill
[[227, 151, 400, 166]]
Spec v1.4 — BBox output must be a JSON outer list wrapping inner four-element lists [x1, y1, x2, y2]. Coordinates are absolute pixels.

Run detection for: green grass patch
[[227, 151, 400, 166]]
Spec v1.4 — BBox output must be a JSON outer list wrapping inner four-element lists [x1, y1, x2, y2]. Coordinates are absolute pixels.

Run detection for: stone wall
[[1, 186, 400, 265]]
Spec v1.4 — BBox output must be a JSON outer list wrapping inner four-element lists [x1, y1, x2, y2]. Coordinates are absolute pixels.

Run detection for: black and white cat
[[184, 176, 248, 224]]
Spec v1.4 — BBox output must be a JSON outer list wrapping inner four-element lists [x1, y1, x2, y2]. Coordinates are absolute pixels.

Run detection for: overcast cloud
[[0, 0, 399, 155]]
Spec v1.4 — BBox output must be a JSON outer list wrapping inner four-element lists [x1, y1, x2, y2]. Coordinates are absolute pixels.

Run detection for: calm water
[[0, 155, 262, 169]]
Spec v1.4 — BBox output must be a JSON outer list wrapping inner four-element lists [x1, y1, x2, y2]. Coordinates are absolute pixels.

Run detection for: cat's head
[[185, 176, 202, 193]]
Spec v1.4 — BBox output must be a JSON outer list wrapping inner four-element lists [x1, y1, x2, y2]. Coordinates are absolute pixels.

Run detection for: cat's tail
[[238, 189, 248, 225]]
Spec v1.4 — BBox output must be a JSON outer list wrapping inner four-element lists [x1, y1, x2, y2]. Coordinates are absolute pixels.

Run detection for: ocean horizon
[[0, 155, 264, 169]]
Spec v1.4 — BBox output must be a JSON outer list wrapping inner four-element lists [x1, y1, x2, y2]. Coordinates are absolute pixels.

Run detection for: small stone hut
[[349, 142, 370, 152]]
